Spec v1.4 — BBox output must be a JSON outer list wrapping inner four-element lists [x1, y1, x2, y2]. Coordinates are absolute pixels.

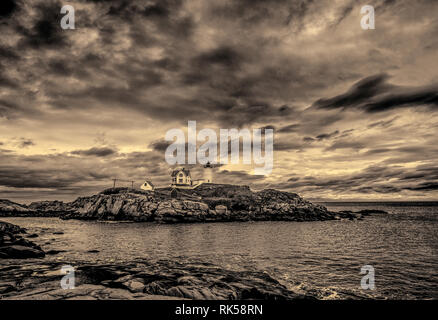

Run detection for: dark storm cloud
[[313, 73, 438, 113], [0, 74, 17, 88], [105, 0, 184, 18], [416, 165, 438, 174], [364, 88, 438, 113], [367, 117, 398, 128], [405, 183, 438, 191], [273, 163, 438, 195], [0, 165, 87, 188], [149, 138, 222, 158], [176, 43, 300, 126], [0, 45, 20, 89], [17, 1, 67, 49], [312, 73, 392, 110], [17, 138, 35, 148], [47, 59, 75, 76], [209, 0, 311, 30], [364, 144, 438, 160], [0, 100, 17, 117], [325, 140, 366, 151], [149, 140, 171, 153], [0, 151, 95, 189], [215, 170, 263, 183], [103, 0, 193, 39], [352, 185, 402, 194], [364, 148, 393, 155], [0, 149, 165, 191], [216, 103, 294, 127], [1, 0, 436, 125], [71, 147, 118, 157], [315, 130, 339, 141], [192, 46, 243, 70], [274, 140, 307, 151], [277, 124, 300, 133], [0, 46, 19, 60], [331, 4, 353, 26], [0, 0, 17, 18], [1, 0, 415, 128], [143, 3, 171, 17], [374, 0, 398, 12]]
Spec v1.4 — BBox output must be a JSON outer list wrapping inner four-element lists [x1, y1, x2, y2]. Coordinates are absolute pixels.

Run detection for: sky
[[0, 0, 437, 203]]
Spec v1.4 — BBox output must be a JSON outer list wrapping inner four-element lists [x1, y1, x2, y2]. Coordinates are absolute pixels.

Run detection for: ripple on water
[[1, 203, 437, 299]]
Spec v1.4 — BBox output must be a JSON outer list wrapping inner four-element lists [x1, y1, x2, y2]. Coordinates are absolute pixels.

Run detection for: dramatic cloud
[[0, 0, 17, 18], [17, 138, 35, 148], [312, 73, 438, 113], [0, 0, 437, 202], [71, 147, 118, 157]]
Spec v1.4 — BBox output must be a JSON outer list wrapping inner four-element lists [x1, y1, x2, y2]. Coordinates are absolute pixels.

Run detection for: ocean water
[[1, 202, 437, 299]]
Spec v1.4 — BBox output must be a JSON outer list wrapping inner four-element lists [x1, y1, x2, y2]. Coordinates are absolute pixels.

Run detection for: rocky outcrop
[[0, 199, 35, 216], [54, 184, 342, 223], [0, 260, 313, 300], [0, 221, 45, 259], [1, 184, 381, 223], [0, 199, 63, 217], [28, 200, 72, 216]]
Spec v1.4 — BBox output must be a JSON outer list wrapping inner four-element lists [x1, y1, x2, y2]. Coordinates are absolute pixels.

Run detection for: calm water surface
[[2, 202, 437, 299]]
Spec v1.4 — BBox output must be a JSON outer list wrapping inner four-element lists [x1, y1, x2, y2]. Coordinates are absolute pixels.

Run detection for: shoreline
[[0, 233, 316, 300]]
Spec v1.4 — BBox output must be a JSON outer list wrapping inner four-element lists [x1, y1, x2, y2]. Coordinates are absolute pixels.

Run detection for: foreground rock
[[0, 221, 45, 259], [0, 259, 312, 300]]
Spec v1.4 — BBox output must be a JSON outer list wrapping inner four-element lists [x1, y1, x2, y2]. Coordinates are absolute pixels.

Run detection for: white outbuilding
[[140, 180, 155, 191]]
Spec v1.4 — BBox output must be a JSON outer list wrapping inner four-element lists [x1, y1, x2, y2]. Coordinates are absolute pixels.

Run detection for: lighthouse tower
[[204, 161, 213, 183]]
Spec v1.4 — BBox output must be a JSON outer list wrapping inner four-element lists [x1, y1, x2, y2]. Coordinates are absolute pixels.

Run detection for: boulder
[[0, 221, 45, 259], [0, 245, 45, 259], [215, 205, 228, 214]]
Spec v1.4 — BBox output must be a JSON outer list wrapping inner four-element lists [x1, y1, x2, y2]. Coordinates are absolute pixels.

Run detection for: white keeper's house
[[171, 168, 192, 187]]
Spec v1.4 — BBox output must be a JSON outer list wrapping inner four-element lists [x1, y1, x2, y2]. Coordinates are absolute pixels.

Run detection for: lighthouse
[[204, 161, 213, 183]]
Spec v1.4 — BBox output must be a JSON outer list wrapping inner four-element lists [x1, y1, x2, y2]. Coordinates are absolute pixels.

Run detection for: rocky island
[[1, 184, 375, 222]]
